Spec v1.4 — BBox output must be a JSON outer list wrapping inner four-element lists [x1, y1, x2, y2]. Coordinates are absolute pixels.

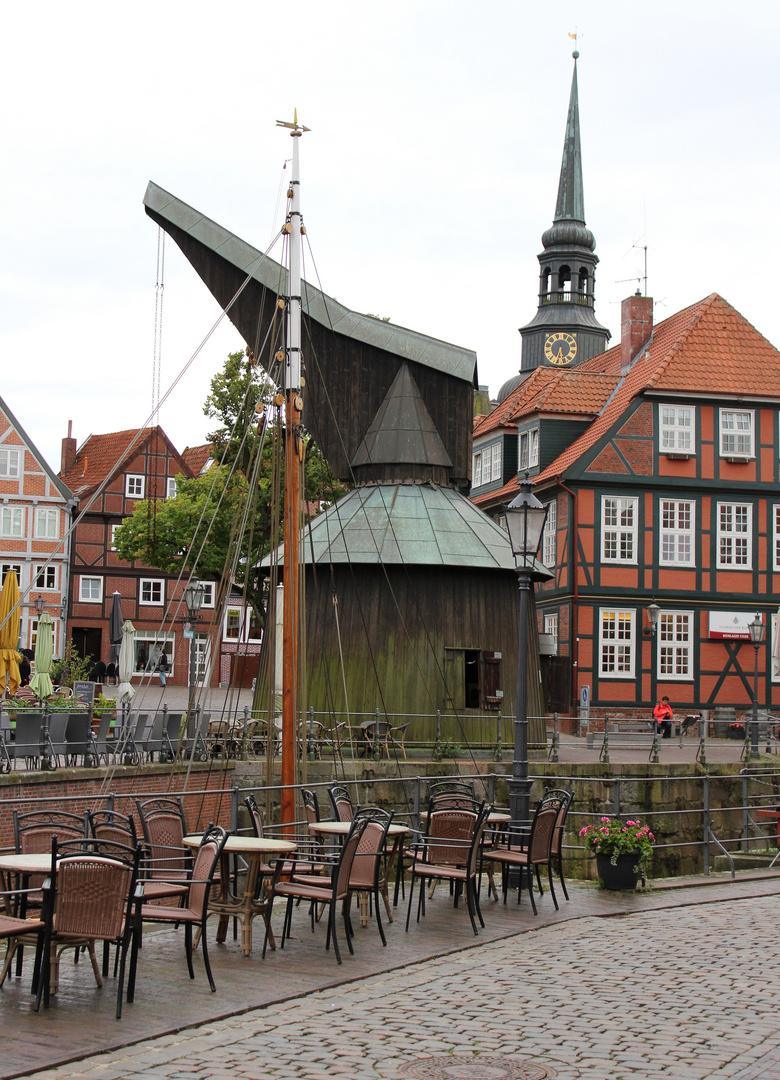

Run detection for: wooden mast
[[277, 111, 308, 827]]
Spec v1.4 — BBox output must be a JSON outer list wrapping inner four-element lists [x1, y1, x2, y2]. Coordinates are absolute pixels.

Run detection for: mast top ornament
[[276, 108, 310, 136]]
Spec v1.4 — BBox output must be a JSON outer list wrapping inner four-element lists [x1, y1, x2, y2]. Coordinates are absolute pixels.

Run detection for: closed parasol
[[0, 570, 21, 698], [116, 620, 136, 703], [29, 612, 54, 700], [108, 592, 124, 667]]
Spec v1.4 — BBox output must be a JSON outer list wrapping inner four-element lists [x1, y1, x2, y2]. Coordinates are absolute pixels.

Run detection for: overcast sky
[[3, 1, 779, 473]]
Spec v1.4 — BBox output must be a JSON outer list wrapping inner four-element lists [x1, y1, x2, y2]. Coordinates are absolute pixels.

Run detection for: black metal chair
[[127, 823, 228, 995], [483, 793, 564, 913], [65, 712, 96, 766], [347, 806, 394, 946], [542, 787, 574, 902], [328, 785, 355, 822]]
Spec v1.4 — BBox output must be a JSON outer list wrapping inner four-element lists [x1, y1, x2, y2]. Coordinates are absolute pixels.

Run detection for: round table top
[[182, 834, 296, 855], [308, 820, 410, 837], [0, 853, 51, 873]]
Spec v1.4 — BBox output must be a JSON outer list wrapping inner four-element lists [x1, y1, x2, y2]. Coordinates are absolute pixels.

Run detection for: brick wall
[[0, 763, 235, 853]]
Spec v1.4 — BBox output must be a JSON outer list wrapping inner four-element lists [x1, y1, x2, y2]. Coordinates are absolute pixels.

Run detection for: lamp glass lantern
[[34, 595, 44, 616], [749, 613, 766, 646], [501, 478, 549, 570], [184, 582, 205, 621]]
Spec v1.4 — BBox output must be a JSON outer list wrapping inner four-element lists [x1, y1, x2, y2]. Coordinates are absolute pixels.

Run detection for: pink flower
[[601, 816, 610, 822]]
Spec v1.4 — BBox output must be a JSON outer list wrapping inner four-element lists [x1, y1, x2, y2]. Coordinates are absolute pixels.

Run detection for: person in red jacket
[[652, 696, 673, 739]]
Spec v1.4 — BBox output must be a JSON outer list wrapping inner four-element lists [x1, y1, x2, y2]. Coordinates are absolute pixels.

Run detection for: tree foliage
[[113, 350, 350, 621]]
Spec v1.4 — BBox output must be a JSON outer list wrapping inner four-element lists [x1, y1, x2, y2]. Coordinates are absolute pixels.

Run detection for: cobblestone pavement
[[20, 893, 780, 1080]]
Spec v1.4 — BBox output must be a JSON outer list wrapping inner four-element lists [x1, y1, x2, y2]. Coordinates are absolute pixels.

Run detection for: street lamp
[[748, 612, 765, 761], [501, 476, 549, 830], [183, 583, 205, 716], [34, 595, 44, 617], [646, 602, 660, 636]]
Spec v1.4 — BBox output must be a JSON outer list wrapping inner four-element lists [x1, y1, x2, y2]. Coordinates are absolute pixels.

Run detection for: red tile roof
[[182, 444, 213, 475], [473, 293, 780, 504], [473, 367, 615, 441], [60, 426, 191, 495]]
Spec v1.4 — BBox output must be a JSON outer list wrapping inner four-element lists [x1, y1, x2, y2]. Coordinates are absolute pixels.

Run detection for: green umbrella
[[29, 612, 54, 700]]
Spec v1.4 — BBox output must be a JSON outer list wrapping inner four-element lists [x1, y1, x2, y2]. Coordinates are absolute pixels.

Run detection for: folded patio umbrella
[[773, 607, 780, 679], [108, 592, 124, 667], [29, 611, 54, 700], [0, 570, 21, 698], [116, 620, 136, 703]]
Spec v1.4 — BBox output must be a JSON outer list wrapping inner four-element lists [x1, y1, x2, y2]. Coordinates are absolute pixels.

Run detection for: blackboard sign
[[73, 681, 96, 710]]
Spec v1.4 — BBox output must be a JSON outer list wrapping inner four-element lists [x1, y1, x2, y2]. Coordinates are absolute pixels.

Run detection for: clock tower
[[519, 52, 610, 371]]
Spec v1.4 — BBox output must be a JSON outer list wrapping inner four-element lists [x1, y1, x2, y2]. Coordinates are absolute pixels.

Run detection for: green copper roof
[[554, 54, 585, 224], [351, 364, 452, 469]]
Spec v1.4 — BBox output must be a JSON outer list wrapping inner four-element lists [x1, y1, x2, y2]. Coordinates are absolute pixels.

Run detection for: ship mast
[[276, 110, 309, 827]]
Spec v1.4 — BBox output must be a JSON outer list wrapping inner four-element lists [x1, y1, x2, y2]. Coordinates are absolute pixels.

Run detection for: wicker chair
[[542, 787, 574, 902], [127, 823, 228, 995], [483, 793, 564, 913], [14, 809, 86, 856], [135, 797, 191, 904], [35, 838, 141, 1017], [328, 785, 355, 822], [346, 806, 394, 945], [88, 809, 138, 848], [0, 882, 46, 990], [405, 802, 492, 936], [265, 816, 369, 965]]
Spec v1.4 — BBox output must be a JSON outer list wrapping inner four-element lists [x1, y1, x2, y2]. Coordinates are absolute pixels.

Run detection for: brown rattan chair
[[265, 816, 369, 965], [14, 808, 86, 857], [483, 793, 564, 913], [34, 838, 141, 1018], [0, 882, 46, 990], [127, 823, 228, 995], [388, 722, 410, 759], [328, 785, 355, 822], [542, 787, 574, 902], [88, 809, 138, 848], [135, 797, 191, 904], [405, 803, 491, 936], [346, 806, 394, 946]]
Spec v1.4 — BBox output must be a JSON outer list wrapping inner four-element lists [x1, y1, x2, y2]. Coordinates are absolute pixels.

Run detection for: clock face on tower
[[544, 331, 578, 366]]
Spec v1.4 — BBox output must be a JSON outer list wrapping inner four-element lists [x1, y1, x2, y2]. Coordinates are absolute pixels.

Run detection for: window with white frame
[[166, 477, 177, 499], [772, 613, 780, 685], [599, 609, 635, 677], [35, 565, 56, 589], [133, 635, 174, 675], [658, 611, 693, 679], [35, 508, 59, 539], [140, 578, 164, 605], [125, 474, 145, 498], [660, 407, 694, 453], [543, 612, 558, 648], [542, 499, 557, 567], [472, 451, 483, 488], [491, 442, 502, 482], [659, 500, 694, 565], [774, 505, 780, 571], [110, 523, 122, 550], [224, 606, 241, 640], [0, 449, 20, 477], [191, 633, 211, 683], [197, 581, 215, 608], [601, 496, 638, 563], [720, 409, 754, 458], [0, 507, 23, 537], [79, 576, 102, 603], [717, 502, 752, 568], [223, 604, 260, 642], [1, 563, 22, 585], [519, 429, 539, 470]]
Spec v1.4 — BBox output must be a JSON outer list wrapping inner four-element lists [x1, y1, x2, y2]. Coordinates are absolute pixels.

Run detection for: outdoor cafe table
[[307, 819, 411, 922], [182, 834, 296, 957]]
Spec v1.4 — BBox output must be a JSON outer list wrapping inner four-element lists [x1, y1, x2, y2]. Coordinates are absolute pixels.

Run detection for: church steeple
[[518, 51, 610, 374]]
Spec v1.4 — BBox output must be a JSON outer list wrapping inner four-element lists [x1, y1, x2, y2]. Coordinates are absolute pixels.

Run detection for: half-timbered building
[[472, 292, 780, 718], [0, 397, 75, 656]]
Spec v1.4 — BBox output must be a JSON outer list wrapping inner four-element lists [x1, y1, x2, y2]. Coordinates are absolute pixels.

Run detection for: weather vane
[[568, 28, 583, 57], [276, 108, 310, 135]]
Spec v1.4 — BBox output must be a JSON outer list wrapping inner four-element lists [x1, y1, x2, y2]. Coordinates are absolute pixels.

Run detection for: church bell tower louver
[[519, 51, 610, 371]]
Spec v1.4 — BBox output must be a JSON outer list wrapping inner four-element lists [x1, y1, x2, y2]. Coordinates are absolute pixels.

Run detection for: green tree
[[113, 350, 350, 623]]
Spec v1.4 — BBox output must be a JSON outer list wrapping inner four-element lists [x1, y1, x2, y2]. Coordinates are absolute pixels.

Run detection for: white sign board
[[708, 611, 760, 641], [579, 684, 590, 718]]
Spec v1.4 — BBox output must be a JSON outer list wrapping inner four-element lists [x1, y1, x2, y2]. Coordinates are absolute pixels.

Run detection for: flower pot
[[596, 852, 642, 890]]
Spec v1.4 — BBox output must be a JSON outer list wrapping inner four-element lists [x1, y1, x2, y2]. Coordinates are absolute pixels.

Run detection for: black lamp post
[[748, 612, 765, 762], [501, 477, 549, 829], [183, 583, 205, 716]]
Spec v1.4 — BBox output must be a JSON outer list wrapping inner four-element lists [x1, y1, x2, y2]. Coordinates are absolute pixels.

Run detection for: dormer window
[[719, 409, 754, 460], [519, 429, 539, 470]]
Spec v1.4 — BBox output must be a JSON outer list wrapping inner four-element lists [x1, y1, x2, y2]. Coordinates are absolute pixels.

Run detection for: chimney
[[621, 291, 653, 374], [60, 420, 77, 474]]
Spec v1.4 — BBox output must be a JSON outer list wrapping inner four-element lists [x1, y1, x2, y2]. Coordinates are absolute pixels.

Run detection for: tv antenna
[[616, 236, 649, 296]]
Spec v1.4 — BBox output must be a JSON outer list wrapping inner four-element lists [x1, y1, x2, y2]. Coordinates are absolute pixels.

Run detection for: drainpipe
[[555, 477, 578, 715]]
